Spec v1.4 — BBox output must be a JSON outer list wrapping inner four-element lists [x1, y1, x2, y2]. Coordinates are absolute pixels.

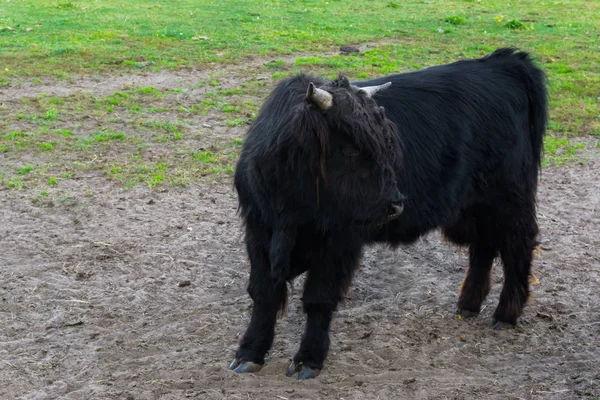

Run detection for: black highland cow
[[229, 48, 548, 379]]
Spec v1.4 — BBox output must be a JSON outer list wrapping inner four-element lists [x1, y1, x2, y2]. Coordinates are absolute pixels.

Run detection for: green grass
[[17, 165, 34, 175], [1, 0, 598, 81], [444, 16, 467, 26], [0, 0, 597, 190], [542, 137, 586, 166]]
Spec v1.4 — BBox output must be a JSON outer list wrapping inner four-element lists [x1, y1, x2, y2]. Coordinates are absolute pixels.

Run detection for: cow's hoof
[[286, 361, 320, 380], [458, 309, 479, 319], [489, 320, 515, 330], [229, 358, 263, 374]]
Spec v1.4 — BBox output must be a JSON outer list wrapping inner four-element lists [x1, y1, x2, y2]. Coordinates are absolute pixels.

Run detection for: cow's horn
[[358, 82, 392, 98], [307, 82, 333, 110]]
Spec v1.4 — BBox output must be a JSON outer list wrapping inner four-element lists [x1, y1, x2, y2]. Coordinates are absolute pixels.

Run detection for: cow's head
[[293, 75, 405, 227]]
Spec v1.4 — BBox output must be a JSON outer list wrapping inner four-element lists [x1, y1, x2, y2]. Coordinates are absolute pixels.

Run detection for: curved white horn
[[306, 82, 333, 110], [358, 81, 392, 98]]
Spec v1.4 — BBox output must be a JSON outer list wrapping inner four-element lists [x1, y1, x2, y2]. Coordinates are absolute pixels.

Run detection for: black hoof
[[229, 358, 263, 374], [458, 309, 480, 319], [489, 320, 516, 330], [286, 361, 320, 380]]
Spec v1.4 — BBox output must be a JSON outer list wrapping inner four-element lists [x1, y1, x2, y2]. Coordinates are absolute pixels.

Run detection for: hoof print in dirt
[[229, 358, 263, 374], [490, 320, 516, 330], [286, 361, 321, 380]]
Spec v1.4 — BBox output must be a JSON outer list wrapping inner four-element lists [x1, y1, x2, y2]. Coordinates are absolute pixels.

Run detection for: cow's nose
[[387, 202, 404, 218]]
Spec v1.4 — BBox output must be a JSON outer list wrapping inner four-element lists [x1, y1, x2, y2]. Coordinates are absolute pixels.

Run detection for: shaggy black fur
[[231, 48, 548, 378]]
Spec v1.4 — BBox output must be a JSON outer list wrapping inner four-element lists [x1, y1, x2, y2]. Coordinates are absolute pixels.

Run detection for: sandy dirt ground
[[1, 65, 599, 400]]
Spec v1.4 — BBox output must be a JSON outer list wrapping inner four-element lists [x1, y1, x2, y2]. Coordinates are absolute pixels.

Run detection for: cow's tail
[[490, 48, 549, 172], [510, 49, 549, 172], [520, 51, 548, 172]]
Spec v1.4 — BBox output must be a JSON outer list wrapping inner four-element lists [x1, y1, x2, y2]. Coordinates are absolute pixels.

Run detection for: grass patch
[[505, 19, 528, 30], [54, 129, 73, 137], [1, 0, 597, 82], [17, 165, 34, 175], [0, 0, 597, 190], [135, 86, 163, 98], [543, 136, 586, 166], [38, 142, 55, 151], [444, 16, 467, 25], [191, 150, 219, 164]]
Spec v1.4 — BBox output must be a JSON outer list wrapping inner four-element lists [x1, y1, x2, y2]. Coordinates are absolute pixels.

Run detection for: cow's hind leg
[[286, 242, 361, 380], [444, 207, 499, 318], [230, 221, 287, 374], [493, 211, 538, 329]]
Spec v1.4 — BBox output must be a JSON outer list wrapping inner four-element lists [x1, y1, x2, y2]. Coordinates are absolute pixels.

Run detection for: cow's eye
[[342, 147, 360, 157]]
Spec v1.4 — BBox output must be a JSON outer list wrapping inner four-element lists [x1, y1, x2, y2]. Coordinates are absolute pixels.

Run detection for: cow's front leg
[[287, 246, 361, 380], [230, 221, 287, 374]]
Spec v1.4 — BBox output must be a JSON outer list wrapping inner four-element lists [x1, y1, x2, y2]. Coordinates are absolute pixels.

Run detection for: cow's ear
[[339, 75, 351, 88], [306, 82, 333, 110]]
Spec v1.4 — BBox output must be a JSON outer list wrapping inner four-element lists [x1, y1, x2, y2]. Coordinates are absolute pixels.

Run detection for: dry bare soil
[[1, 66, 599, 400]]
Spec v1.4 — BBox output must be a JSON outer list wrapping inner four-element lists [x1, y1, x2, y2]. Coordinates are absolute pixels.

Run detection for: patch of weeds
[[191, 150, 218, 163], [264, 59, 284, 68], [48, 177, 57, 185], [166, 88, 185, 94], [221, 104, 239, 113], [147, 106, 170, 113], [49, 97, 65, 105], [54, 129, 72, 137], [218, 88, 245, 96], [55, 1, 77, 9], [543, 136, 585, 166], [388, 2, 399, 8], [209, 165, 234, 174], [93, 131, 126, 142], [146, 172, 165, 188], [444, 16, 466, 25], [38, 142, 55, 151], [40, 190, 48, 197], [155, 162, 168, 171], [43, 108, 58, 121], [110, 164, 125, 177], [128, 103, 143, 113], [143, 120, 183, 133], [153, 135, 169, 143], [505, 19, 527, 30], [226, 118, 247, 127], [0, 144, 7, 153], [135, 86, 163, 98], [17, 165, 34, 175], [105, 91, 129, 105], [6, 131, 26, 140], [202, 99, 218, 107], [272, 72, 288, 79], [79, 130, 126, 149], [231, 138, 243, 146], [6, 177, 24, 189]]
